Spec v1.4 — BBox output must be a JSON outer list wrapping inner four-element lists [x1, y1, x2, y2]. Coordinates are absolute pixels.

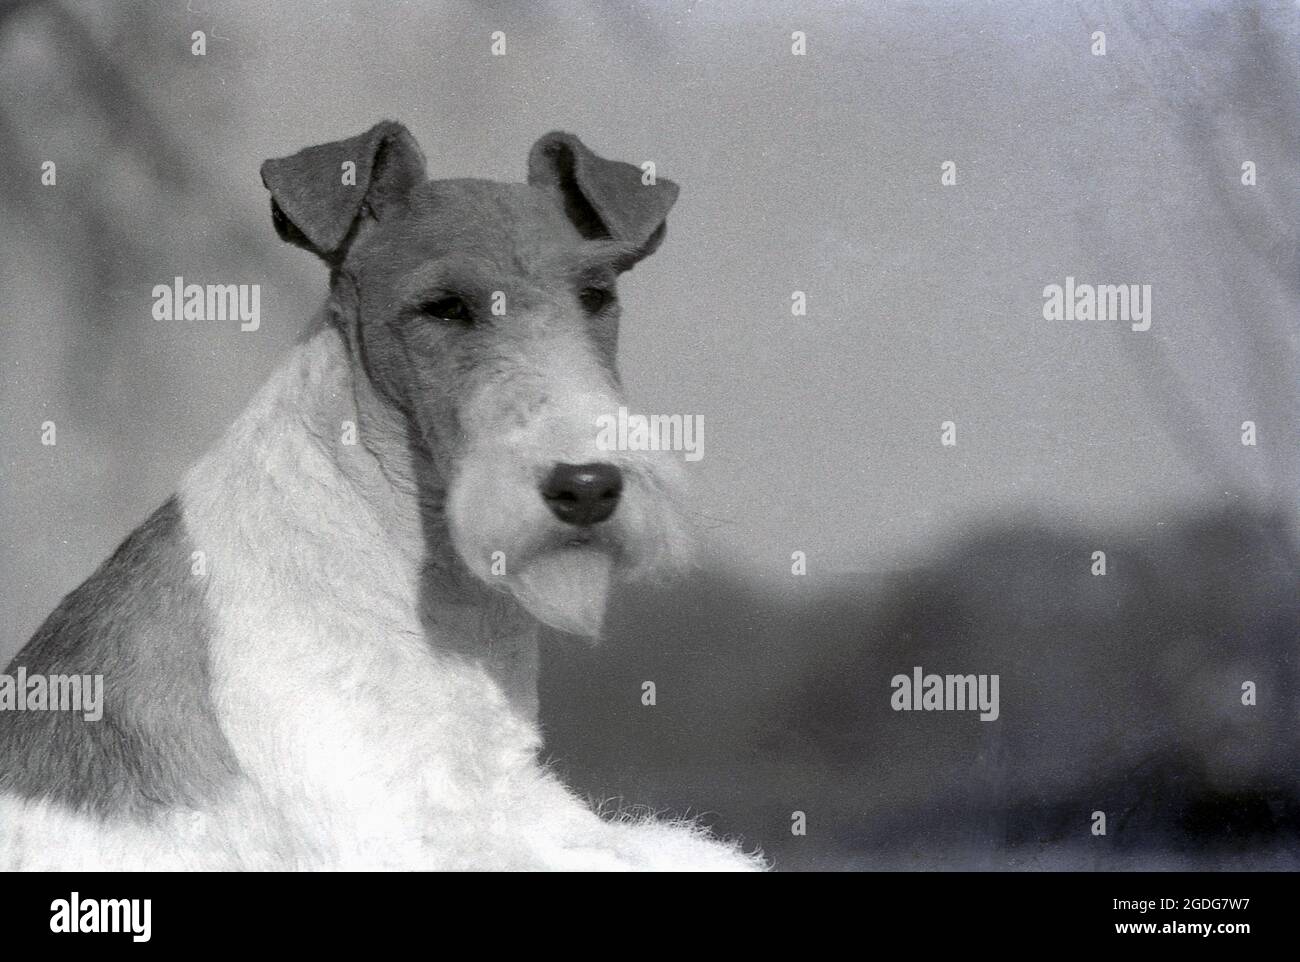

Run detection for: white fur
[[447, 329, 692, 635], [0, 327, 761, 871]]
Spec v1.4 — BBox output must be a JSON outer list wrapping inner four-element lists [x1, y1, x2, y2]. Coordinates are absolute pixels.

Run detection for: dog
[[0, 122, 762, 871]]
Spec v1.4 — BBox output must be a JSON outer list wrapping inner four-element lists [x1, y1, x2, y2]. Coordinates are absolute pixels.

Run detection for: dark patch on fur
[[261, 119, 425, 264], [0, 497, 239, 817], [534, 139, 610, 241], [527, 131, 678, 269]]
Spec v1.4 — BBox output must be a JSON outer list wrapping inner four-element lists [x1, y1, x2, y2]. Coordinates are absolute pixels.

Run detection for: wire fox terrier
[[0, 122, 761, 871]]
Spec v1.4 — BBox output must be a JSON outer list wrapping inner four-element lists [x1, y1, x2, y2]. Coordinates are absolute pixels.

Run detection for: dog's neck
[[292, 317, 543, 718]]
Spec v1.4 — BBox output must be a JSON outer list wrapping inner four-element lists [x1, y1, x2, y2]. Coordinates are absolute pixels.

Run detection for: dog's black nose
[[541, 462, 623, 526]]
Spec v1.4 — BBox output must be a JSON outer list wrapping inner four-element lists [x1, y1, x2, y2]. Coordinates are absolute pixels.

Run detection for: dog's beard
[[443, 382, 694, 638], [511, 546, 614, 636], [446, 451, 692, 638]]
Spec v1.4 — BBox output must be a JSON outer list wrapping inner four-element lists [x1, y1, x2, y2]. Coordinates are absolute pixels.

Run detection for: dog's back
[[0, 498, 249, 868], [0, 498, 238, 814]]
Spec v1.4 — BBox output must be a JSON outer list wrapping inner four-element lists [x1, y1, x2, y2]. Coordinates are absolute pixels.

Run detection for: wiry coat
[[0, 124, 762, 871]]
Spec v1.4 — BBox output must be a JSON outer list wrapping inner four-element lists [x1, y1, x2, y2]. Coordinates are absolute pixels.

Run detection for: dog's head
[[261, 122, 689, 636]]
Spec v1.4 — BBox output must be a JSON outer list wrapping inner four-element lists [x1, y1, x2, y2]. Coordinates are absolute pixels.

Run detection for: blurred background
[[0, 0, 1296, 869]]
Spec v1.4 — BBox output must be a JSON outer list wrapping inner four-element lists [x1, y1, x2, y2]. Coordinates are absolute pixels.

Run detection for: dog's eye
[[419, 295, 472, 323], [579, 287, 615, 314]]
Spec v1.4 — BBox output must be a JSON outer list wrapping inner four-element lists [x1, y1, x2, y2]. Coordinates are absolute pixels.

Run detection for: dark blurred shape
[[541, 503, 1299, 869]]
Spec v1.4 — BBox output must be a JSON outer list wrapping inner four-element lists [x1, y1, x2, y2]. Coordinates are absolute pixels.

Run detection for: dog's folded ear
[[527, 132, 679, 271], [261, 121, 426, 263]]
